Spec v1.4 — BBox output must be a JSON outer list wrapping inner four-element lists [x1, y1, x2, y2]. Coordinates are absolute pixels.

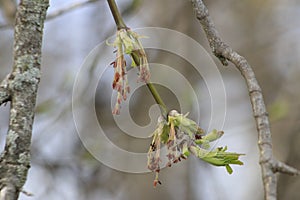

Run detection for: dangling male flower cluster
[[147, 110, 244, 187], [110, 29, 151, 114]]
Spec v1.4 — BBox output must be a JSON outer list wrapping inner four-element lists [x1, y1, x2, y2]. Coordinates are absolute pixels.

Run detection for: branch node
[[0, 74, 12, 105], [249, 89, 262, 95], [215, 54, 228, 66], [273, 161, 300, 176], [254, 112, 269, 118], [21, 189, 34, 197]]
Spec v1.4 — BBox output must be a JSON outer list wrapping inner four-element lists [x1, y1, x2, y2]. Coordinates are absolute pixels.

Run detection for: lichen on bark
[[0, 0, 49, 199]]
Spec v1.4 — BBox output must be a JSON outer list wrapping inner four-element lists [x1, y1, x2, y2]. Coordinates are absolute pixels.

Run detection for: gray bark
[[189, 0, 300, 200], [0, 0, 49, 199]]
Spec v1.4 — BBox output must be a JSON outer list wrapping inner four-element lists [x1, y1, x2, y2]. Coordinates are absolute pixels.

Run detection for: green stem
[[146, 84, 168, 116], [131, 52, 168, 117], [107, 0, 128, 30], [107, 0, 168, 117]]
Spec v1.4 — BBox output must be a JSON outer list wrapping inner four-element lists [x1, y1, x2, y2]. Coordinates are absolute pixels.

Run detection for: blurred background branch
[[0, 0, 16, 24], [0, 0, 100, 29], [46, 0, 99, 21]]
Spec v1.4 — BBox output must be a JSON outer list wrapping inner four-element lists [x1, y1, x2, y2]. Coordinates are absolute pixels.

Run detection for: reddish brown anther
[[195, 134, 202, 140], [153, 180, 162, 187], [112, 72, 120, 89], [180, 155, 187, 160]]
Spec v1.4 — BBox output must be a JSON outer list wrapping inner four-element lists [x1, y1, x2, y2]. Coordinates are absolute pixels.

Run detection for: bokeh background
[[0, 0, 300, 199]]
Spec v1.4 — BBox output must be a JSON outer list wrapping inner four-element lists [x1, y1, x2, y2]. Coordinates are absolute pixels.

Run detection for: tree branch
[[274, 161, 300, 175], [0, 0, 49, 199], [189, 1, 300, 200]]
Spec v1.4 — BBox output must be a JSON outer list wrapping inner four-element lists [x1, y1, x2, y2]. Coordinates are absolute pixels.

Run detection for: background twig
[[189, 1, 300, 200], [46, 0, 99, 21], [0, 0, 99, 30]]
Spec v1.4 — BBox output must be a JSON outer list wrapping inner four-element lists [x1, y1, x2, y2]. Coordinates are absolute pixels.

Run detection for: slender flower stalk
[[106, 0, 244, 187], [107, 0, 167, 116], [107, 0, 127, 30]]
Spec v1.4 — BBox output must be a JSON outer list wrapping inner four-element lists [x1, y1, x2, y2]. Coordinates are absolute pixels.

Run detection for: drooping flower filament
[[110, 29, 150, 114], [111, 35, 130, 115]]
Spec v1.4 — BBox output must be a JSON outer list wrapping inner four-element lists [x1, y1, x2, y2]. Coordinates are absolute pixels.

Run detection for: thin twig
[[274, 161, 300, 175], [189, 1, 300, 200], [0, 0, 100, 30], [46, 0, 99, 21], [0, 23, 11, 30]]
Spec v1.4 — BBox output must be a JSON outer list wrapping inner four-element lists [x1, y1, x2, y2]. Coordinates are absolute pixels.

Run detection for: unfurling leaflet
[[147, 110, 244, 187]]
